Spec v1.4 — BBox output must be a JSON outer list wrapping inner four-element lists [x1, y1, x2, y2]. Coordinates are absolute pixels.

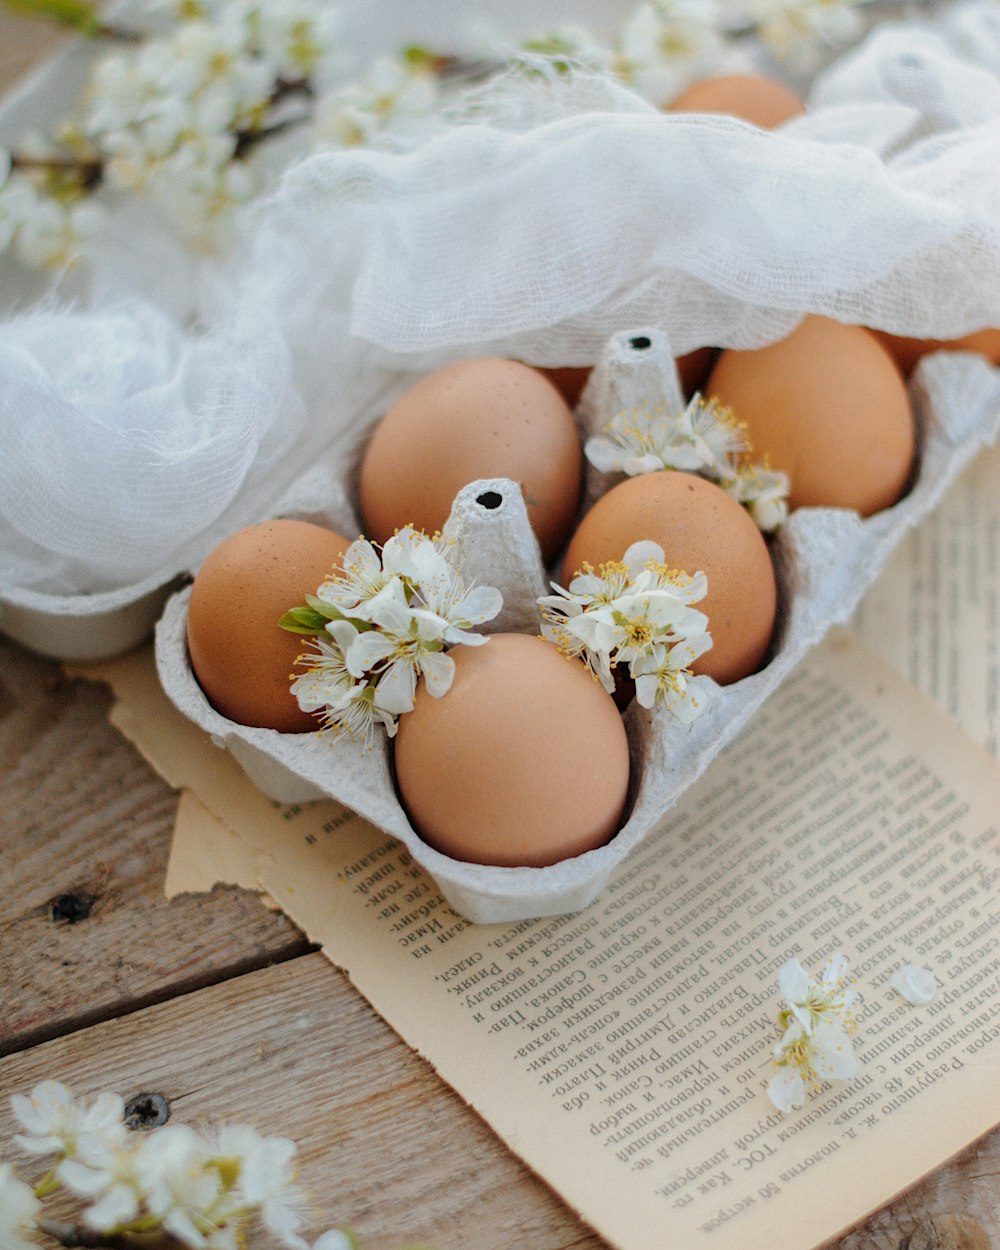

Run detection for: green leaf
[[304, 593, 344, 621], [1, 0, 102, 36], [277, 608, 326, 635]]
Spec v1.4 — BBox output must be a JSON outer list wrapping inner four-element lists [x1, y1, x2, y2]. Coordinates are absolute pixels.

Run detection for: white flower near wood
[[0, 1163, 41, 1250], [767, 954, 860, 1112], [3, 1079, 361, 1249], [11, 1080, 125, 1160], [539, 539, 713, 719], [890, 963, 938, 1006]]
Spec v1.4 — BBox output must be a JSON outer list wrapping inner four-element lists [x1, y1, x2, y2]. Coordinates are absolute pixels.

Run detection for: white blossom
[[722, 461, 789, 532], [11, 1081, 125, 1160], [141, 1124, 237, 1248], [889, 963, 938, 1006], [254, 0, 342, 82], [0, 1164, 41, 1250], [539, 540, 713, 719], [311, 1232, 356, 1250], [767, 1017, 859, 1112], [749, 0, 865, 69], [619, 0, 727, 103], [59, 1136, 146, 1232], [213, 1124, 310, 1249], [585, 395, 747, 479], [313, 56, 439, 149], [767, 954, 859, 1112], [289, 529, 501, 740]]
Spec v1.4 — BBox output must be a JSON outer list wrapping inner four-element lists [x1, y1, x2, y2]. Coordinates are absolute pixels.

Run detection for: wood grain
[[0, 953, 607, 1250], [0, 637, 312, 1055], [0, 13, 997, 1250], [0, 953, 996, 1250]]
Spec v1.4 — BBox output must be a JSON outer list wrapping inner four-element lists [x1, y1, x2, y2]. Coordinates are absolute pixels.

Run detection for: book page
[[80, 631, 1000, 1250], [852, 443, 1000, 756]]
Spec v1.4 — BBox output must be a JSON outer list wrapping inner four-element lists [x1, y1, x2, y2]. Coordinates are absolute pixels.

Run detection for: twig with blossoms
[[584, 393, 790, 532], [2, 1079, 361, 1250], [538, 538, 713, 721], [1, 0, 914, 269], [279, 526, 503, 743]]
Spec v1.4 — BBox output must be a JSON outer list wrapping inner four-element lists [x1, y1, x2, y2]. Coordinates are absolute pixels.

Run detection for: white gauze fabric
[[238, 5, 1000, 386], [0, 301, 293, 593]]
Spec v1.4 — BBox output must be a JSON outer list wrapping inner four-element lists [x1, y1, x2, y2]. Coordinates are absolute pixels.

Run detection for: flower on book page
[[767, 1017, 859, 1113], [767, 954, 859, 1112], [889, 963, 938, 1006], [0, 1164, 40, 1250]]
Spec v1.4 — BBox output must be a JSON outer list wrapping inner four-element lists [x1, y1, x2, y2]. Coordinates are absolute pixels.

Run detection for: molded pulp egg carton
[[155, 327, 1000, 924]]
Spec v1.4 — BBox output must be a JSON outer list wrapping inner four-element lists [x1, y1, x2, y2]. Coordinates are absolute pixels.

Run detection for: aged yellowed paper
[[853, 443, 1000, 756], [83, 630, 1000, 1250]]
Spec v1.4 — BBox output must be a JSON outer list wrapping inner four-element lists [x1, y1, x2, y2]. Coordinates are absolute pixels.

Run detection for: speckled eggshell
[[707, 316, 916, 517], [186, 518, 351, 733], [561, 471, 777, 686], [393, 632, 630, 868], [667, 73, 805, 128], [359, 357, 582, 564], [873, 327, 1000, 377]]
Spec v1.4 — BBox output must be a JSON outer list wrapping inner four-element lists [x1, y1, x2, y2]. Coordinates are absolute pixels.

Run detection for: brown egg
[[677, 346, 718, 397], [540, 365, 591, 407], [187, 519, 351, 733], [359, 357, 582, 564], [394, 633, 630, 867], [707, 316, 915, 517], [667, 73, 805, 128], [561, 471, 776, 685], [872, 327, 1000, 377]]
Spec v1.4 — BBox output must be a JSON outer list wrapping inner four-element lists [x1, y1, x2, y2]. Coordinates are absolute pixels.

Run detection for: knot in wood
[[49, 893, 93, 924]]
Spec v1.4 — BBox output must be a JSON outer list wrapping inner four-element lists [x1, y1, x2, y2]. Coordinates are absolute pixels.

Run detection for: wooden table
[[0, 13, 997, 1249]]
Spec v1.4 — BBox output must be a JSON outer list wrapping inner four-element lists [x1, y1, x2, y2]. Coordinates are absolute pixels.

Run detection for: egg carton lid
[[155, 329, 1000, 923]]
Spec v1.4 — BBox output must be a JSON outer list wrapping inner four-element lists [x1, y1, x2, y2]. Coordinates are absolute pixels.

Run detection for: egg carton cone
[[155, 329, 1000, 923]]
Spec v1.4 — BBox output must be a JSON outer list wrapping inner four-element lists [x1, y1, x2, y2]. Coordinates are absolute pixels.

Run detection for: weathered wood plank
[[0, 954, 996, 1250], [0, 952, 606, 1250], [0, 637, 312, 1055]]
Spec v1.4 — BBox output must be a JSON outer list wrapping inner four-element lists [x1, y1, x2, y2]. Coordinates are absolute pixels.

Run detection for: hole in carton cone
[[628, 335, 652, 351], [476, 491, 503, 510]]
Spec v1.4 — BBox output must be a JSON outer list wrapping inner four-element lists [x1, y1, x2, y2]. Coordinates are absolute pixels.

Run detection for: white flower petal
[[767, 1067, 805, 1113], [889, 963, 938, 1006]]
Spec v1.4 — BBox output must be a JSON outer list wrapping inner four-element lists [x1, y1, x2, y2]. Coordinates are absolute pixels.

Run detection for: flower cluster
[[280, 527, 502, 743], [584, 394, 790, 532], [2, 1080, 351, 1250], [538, 539, 713, 721], [4, 0, 873, 268], [767, 954, 859, 1112], [2, 0, 340, 256]]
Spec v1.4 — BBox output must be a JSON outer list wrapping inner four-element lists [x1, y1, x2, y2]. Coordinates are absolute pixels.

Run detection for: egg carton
[[155, 327, 1000, 923]]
